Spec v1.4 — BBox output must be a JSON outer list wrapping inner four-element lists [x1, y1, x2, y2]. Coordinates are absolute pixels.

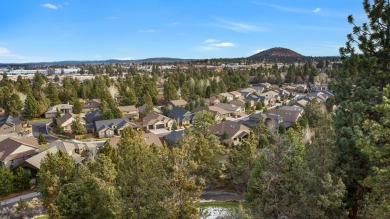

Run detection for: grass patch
[[29, 118, 51, 123]]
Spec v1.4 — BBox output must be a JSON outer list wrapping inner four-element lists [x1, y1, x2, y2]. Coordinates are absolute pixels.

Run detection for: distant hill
[[0, 57, 193, 66], [248, 47, 304, 59]]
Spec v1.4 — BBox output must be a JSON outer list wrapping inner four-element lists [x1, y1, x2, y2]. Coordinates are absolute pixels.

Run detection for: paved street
[[0, 192, 40, 209], [31, 121, 59, 143]]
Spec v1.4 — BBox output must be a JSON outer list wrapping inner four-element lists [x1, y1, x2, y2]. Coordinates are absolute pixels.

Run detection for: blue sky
[[0, 0, 367, 63]]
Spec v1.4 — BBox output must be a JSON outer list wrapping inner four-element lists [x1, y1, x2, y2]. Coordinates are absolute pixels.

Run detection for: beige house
[[168, 99, 188, 109], [118, 105, 139, 121], [143, 113, 173, 131], [82, 99, 101, 113], [45, 104, 73, 118], [209, 121, 250, 146], [0, 116, 22, 135], [193, 106, 230, 121], [0, 137, 39, 169]]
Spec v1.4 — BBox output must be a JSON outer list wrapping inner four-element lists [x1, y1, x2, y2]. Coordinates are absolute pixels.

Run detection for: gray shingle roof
[[0, 116, 21, 126], [167, 107, 193, 121]]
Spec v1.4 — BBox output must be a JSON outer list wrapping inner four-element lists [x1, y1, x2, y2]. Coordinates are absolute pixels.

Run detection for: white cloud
[[42, 3, 59, 10], [313, 8, 321, 13], [251, 49, 265, 55], [138, 29, 156, 33], [199, 40, 235, 51], [169, 22, 179, 26], [210, 42, 235, 47], [204, 39, 219, 44], [0, 47, 12, 56], [215, 18, 266, 33]]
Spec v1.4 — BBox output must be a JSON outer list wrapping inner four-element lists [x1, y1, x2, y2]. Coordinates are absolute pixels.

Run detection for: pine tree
[[38, 132, 48, 145], [0, 166, 14, 195], [71, 116, 87, 135], [225, 132, 257, 191], [13, 167, 30, 191], [114, 127, 169, 218], [37, 150, 75, 206], [72, 99, 82, 114], [46, 82, 61, 106], [24, 94, 40, 118], [332, 1, 390, 217]]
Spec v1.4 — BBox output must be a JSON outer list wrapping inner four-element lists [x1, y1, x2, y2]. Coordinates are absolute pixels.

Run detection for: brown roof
[[107, 133, 162, 148], [193, 106, 229, 116], [142, 133, 163, 148], [118, 105, 138, 112], [143, 112, 171, 127], [169, 99, 188, 107], [229, 99, 246, 107], [82, 99, 101, 109], [209, 121, 250, 139], [268, 107, 303, 123], [59, 112, 74, 124], [0, 137, 39, 162]]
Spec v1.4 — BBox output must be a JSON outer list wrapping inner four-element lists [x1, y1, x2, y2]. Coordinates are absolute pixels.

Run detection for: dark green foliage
[[72, 99, 82, 114], [3, 93, 23, 117], [13, 167, 30, 191], [332, 1, 390, 217], [0, 166, 14, 195], [225, 133, 257, 191], [24, 94, 40, 118], [71, 116, 87, 135], [38, 132, 48, 145], [37, 150, 75, 206]]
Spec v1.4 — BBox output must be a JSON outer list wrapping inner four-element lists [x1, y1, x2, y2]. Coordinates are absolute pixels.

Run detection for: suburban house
[[268, 106, 304, 127], [118, 105, 139, 121], [288, 98, 310, 108], [260, 90, 280, 102], [229, 98, 247, 108], [21, 140, 91, 176], [218, 92, 234, 102], [204, 96, 220, 106], [45, 104, 73, 118], [84, 110, 101, 123], [262, 113, 285, 130], [95, 118, 139, 138], [192, 106, 230, 121], [308, 91, 333, 102], [229, 91, 242, 99], [0, 137, 39, 169], [296, 84, 308, 93], [138, 104, 163, 116], [274, 88, 291, 99], [167, 107, 194, 126], [0, 116, 22, 135], [58, 113, 76, 132], [142, 133, 163, 148], [143, 112, 173, 131], [215, 103, 245, 116], [310, 83, 329, 92], [244, 94, 264, 106], [164, 129, 186, 146], [209, 121, 250, 146], [108, 132, 163, 148], [259, 82, 271, 89], [82, 99, 102, 113], [167, 99, 188, 109]]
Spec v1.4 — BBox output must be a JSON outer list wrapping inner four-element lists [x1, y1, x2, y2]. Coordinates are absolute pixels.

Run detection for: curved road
[[31, 121, 59, 143]]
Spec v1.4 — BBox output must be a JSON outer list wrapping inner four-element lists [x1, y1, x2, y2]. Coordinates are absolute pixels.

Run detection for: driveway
[[31, 121, 59, 143]]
